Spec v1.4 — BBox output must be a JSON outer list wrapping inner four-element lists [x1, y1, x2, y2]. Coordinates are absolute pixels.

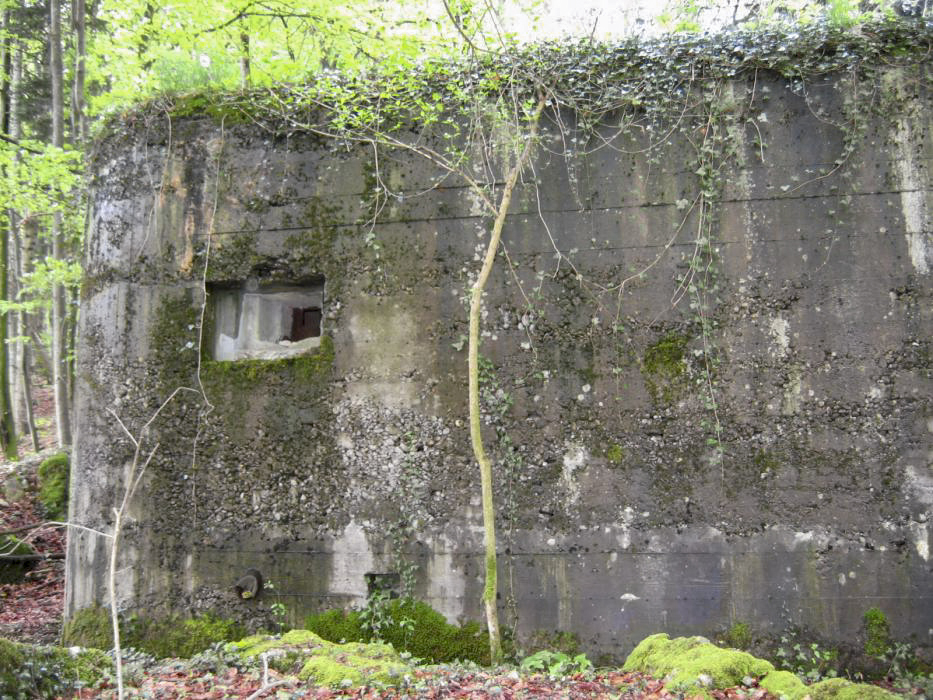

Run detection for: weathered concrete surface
[[67, 60, 931, 659]]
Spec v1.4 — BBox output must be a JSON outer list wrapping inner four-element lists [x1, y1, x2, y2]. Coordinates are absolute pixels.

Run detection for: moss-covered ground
[[624, 633, 902, 700], [4, 625, 924, 698]]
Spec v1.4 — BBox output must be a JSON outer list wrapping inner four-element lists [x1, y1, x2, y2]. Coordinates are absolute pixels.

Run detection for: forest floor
[[1, 382, 67, 646]]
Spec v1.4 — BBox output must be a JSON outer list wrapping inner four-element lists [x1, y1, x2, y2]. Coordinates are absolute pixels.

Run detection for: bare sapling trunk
[[468, 95, 545, 663], [107, 387, 197, 699]]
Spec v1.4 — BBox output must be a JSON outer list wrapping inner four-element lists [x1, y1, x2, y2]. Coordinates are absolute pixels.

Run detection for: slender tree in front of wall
[[467, 95, 546, 662]]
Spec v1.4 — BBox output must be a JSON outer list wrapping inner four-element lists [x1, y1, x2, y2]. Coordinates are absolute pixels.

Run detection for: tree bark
[[7, 40, 38, 451], [72, 0, 87, 143], [467, 95, 545, 664], [0, 11, 18, 458], [49, 0, 72, 446]]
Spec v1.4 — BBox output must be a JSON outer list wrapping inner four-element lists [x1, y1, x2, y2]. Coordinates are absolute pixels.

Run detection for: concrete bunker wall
[[67, 63, 932, 658]]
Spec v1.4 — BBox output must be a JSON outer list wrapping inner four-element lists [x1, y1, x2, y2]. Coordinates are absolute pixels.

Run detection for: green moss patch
[[226, 629, 411, 688], [0, 535, 37, 584], [0, 637, 112, 697], [606, 443, 625, 464], [305, 599, 490, 664], [63, 605, 245, 659], [624, 634, 898, 700], [37, 452, 69, 520], [808, 678, 899, 699], [761, 673, 898, 699], [201, 334, 335, 388], [759, 669, 809, 699], [862, 607, 890, 657], [0, 534, 35, 557], [642, 332, 690, 403], [624, 633, 772, 692]]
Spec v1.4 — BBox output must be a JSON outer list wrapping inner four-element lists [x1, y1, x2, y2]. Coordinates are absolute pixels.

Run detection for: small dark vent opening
[[288, 307, 322, 341], [365, 572, 400, 598]]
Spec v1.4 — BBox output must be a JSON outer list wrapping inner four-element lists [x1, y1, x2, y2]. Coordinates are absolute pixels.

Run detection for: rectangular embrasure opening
[[210, 278, 324, 361]]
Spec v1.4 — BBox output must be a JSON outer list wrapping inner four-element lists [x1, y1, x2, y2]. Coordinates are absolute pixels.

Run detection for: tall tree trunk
[[49, 0, 72, 446], [10, 216, 39, 452], [0, 11, 18, 458], [8, 40, 38, 451], [69, 0, 86, 403], [467, 95, 545, 664], [72, 0, 87, 143]]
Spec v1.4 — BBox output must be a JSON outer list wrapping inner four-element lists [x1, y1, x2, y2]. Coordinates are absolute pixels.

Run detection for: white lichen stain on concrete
[[561, 444, 588, 507], [768, 316, 790, 357], [904, 465, 933, 508], [464, 185, 487, 218], [909, 521, 930, 562], [781, 370, 803, 415], [890, 74, 931, 274], [330, 520, 374, 600]]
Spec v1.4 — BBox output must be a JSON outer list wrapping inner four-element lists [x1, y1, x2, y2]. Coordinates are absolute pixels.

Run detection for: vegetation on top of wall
[[97, 15, 931, 147]]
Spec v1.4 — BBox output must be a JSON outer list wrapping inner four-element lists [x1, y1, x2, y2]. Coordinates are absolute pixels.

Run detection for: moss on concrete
[[201, 333, 334, 387], [606, 443, 625, 464], [862, 607, 890, 657], [62, 605, 113, 650], [37, 452, 69, 520], [63, 605, 245, 659], [642, 332, 689, 403], [305, 599, 490, 664], [150, 291, 201, 385]]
